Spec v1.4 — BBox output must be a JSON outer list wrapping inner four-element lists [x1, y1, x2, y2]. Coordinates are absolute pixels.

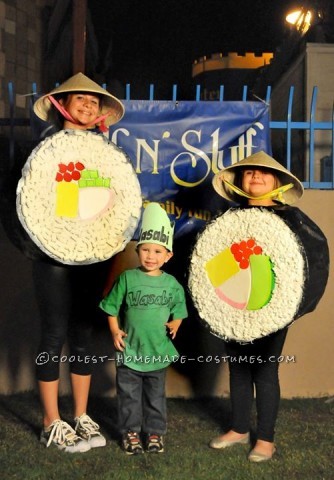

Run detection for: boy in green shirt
[[100, 202, 188, 454]]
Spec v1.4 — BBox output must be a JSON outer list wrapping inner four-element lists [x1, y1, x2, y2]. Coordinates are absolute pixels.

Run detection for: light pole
[[72, 0, 87, 74]]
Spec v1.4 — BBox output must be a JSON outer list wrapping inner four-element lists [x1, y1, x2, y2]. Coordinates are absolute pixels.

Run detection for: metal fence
[[2, 82, 334, 189]]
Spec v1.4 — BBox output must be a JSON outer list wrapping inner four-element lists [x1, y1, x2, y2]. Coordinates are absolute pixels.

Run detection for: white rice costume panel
[[16, 130, 142, 265], [188, 207, 329, 343]]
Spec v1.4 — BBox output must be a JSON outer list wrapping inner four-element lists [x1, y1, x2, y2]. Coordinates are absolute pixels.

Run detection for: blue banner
[[109, 100, 271, 238]]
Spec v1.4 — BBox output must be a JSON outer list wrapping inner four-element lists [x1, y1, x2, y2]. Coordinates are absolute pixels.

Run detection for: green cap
[[137, 202, 174, 251]]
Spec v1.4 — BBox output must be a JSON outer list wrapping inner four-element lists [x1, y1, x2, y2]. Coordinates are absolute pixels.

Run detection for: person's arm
[[165, 278, 188, 339], [165, 319, 183, 340], [108, 315, 127, 351]]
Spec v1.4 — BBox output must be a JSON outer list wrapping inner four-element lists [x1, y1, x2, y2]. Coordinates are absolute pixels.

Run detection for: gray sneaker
[[40, 419, 91, 453], [74, 414, 106, 448]]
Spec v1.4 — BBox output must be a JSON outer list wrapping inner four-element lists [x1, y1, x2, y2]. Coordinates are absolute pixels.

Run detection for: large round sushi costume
[[17, 73, 141, 265], [16, 73, 142, 452], [188, 150, 329, 461]]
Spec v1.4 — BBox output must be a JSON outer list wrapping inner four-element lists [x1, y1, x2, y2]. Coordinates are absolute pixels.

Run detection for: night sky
[[87, 0, 298, 96]]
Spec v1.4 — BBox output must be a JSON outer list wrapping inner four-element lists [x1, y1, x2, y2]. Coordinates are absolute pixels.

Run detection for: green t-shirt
[[99, 268, 188, 372]]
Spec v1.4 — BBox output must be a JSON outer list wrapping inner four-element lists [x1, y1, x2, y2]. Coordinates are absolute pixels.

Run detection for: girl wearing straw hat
[[33, 71, 124, 133], [16, 73, 141, 453], [188, 151, 329, 462]]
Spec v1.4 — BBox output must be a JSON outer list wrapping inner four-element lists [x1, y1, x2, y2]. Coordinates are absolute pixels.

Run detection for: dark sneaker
[[40, 419, 91, 453], [146, 433, 164, 453], [74, 413, 106, 448], [122, 431, 144, 455]]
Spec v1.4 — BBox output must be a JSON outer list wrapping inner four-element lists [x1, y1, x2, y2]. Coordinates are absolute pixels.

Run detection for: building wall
[[0, 1, 54, 120], [191, 52, 274, 101], [271, 42, 334, 182], [306, 43, 334, 180], [192, 52, 274, 77], [269, 51, 307, 181], [0, 190, 333, 398]]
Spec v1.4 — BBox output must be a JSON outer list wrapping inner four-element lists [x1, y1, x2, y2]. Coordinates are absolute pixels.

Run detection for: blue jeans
[[225, 328, 288, 442], [116, 365, 167, 435]]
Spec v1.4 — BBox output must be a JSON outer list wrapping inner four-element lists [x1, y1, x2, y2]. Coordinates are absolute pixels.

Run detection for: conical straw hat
[[212, 151, 304, 205], [33, 72, 124, 127]]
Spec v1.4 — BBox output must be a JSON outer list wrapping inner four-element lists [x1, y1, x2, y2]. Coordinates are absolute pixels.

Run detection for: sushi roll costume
[[188, 151, 329, 461], [14, 73, 142, 452], [189, 151, 329, 342], [17, 73, 141, 265]]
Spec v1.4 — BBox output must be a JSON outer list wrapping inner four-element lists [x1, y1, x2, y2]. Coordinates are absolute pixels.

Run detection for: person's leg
[[141, 369, 166, 453], [226, 342, 254, 435], [67, 263, 109, 447], [33, 262, 100, 452], [251, 328, 288, 458], [33, 261, 71, 426], [210, 342, 253, 448], [72, 371, 106, 448], [116, 366, 143, 434], [71, 373, 91, 418], [38, 380, 60, 428], [68, 262, 109, 416], [116, 367, 144, 454], [68, 323, 93, 418], [142, 369, 167, 435]]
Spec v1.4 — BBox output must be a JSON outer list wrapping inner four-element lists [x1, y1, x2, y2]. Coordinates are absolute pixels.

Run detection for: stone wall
[[0, 0, 53, 120]]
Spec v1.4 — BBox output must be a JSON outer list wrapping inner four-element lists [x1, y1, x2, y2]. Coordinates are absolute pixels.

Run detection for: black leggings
[[33, 260, 109, 382], [225, 328, 288, 442]]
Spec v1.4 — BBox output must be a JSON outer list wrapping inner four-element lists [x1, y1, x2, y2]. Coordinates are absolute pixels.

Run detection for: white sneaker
[[74, 413, 106, 448], [40, 419, 91, 453]]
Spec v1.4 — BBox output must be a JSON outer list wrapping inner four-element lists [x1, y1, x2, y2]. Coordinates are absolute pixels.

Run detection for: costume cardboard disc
[[16, 130, 142, 265], [188, 207, 329, 342]]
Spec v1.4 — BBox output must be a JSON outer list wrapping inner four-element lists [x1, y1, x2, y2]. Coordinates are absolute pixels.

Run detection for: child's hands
[[108, 316, 127, 351], [112, 329, 127, 352], [165, 319, 182, 340]]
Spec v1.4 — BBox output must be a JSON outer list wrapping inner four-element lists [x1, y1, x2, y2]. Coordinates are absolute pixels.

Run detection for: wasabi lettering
[[128, 289, 173, 307]]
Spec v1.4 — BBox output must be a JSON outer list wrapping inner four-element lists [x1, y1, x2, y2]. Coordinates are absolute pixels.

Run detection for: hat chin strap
[[222, 178, 294, 204], [48, 95, 111, 132]]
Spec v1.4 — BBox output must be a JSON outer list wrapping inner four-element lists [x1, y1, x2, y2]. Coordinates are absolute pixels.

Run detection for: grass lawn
[[0, 393, 333, 480]]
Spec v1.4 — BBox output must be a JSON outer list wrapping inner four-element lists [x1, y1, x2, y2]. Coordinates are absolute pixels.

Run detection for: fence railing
[[2, 82, 333, 190]]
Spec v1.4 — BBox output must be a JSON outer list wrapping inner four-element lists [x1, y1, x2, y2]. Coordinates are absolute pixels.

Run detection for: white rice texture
[[188, 208, 305, 342], [16, 130, 142, 265]]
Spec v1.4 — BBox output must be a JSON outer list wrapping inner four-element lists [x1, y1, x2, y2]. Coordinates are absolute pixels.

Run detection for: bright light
[[286, 9, 313, 34]]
